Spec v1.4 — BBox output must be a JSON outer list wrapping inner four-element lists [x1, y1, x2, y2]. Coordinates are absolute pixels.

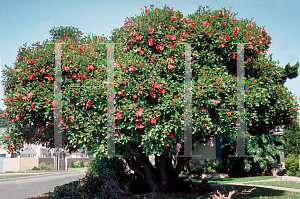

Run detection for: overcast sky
[[0, 0, 299, 115]]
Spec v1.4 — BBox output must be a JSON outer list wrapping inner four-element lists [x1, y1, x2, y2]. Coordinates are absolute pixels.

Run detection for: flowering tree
[[1, 5, 299, 193]]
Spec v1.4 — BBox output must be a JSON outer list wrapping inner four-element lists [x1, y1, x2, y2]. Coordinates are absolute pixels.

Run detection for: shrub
[[38, 162, 54, 170], [68, 161, 75, 168], [284, 129, 300, 155], [285, 154, 299, 176], [77, 156, 133, 198], [31, 166, 40, 170], [83, 162, 89, 167], [73, 161, 81, 168], [80, 161, 84, 168], [201, 160, 223, 174]]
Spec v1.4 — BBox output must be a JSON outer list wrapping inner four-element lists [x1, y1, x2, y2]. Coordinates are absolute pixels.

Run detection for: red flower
[[136, 121, 143, 129], [27, 74, 34, 80], [150, 56, 156, 61], [8, 145, 13, 152], [71, 74, 77, 79], [3, 136, 8, 140], [47, 74, 53, 81], [149, 27, 154, 34], [80, 74, 86, 79], [248, 22, 253, 29], [148, 38, 153, 46], [232, 26, 239, 35], [69, 116, 74, 120], [225, 36, 230, 40], [150, 92, 156, 98], [103, 106, 107, 112], [86, 102, 91, 107], [40, 68, 45, 73], [235, 121, 241, 126], [231, 98, 235, 101], [219, 36, 223, 40], [133, 94, 138, 99], [129, 65, 136, 72], [8, 117, 14, 121], [139, 90, 143, 94], [182, 31, 187, 38], [136, 110, 142, 117], [16, 93, 24, 98], [131, 38, 136, 43], [160, 89, 166, 94], [168, 63, 174, 70], [132, 117, 136, 120], [30, 104, 35, 109], [118, 90, 123, 96], [169, 133, 174, 139], [150, 117, 156, 124], [88, 63, 94, 70], [232, 18, 237, 22], [27, 92, 33, 97], [171, 15, 177, 21], [38, 83, 42, 87], [167, 56, 173, 62], [232, 53, 237, 59], [219, 9, 224, 18], [16, 115, 22, 120], [27, 59, 34, 64], [156, 43, 164, 51], [52, 100, 57, 108], [60, 116, 65, 124]]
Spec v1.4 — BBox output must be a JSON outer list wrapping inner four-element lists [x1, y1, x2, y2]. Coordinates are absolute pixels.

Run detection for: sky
[[0, 0, 299, 115]]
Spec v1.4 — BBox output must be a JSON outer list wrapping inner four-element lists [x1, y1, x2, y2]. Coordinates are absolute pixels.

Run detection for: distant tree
[[49, 26, 83, 41]]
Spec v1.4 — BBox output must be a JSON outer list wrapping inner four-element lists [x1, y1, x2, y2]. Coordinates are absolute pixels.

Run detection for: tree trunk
[[123, 144, 190, 194]]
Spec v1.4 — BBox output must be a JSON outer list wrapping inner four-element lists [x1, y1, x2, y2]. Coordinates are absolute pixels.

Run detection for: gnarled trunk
[[124, 139, 191, 194]]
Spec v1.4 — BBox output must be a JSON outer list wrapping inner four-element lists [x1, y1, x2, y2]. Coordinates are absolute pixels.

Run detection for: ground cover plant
[[1, 4, 299, 197]]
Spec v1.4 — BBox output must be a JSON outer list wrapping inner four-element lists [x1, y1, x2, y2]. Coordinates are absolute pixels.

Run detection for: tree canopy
[[0, 5, 299, 193]]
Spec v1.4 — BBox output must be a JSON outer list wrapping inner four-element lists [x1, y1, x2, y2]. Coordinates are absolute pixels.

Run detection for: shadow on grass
[[211, 185, 300, 198], [27, 185, 300, 199]]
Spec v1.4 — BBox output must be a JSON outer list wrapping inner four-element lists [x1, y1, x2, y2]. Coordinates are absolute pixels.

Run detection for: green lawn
[[0, 174, 35, 178], [187, 176, 277, 184], [245, 181, 300, 189], [67, 167, 87, 172], [112, 185, 300, 199]]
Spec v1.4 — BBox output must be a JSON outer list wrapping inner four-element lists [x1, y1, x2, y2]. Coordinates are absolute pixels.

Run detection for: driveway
[[0, 171, 85, 199]]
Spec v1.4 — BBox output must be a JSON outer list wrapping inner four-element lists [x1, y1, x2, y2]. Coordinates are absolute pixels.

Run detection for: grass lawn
[[245, 181, 300, 189], [67, 167, 87, 172], [0, 174, 36, 178], [187, 176, 277, 184]]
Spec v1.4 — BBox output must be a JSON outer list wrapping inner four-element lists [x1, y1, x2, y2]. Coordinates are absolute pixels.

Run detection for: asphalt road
[[0, 171, 85, 199]]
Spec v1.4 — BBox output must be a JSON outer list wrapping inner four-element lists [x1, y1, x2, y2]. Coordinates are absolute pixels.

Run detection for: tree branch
[[123, 156, 145, 177]]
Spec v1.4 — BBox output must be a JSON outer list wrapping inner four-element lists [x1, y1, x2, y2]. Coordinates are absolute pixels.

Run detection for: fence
[[0, 157, 91, 173], [0, 157, 19, 173]]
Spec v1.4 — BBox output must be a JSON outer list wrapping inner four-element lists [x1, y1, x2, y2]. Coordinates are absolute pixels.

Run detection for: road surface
[[0, 171, 85, 199]]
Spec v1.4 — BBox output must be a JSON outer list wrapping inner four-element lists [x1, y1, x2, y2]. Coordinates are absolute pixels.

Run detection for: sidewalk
[[211, 176, 300, 193], [0, 169, 87, 176]]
